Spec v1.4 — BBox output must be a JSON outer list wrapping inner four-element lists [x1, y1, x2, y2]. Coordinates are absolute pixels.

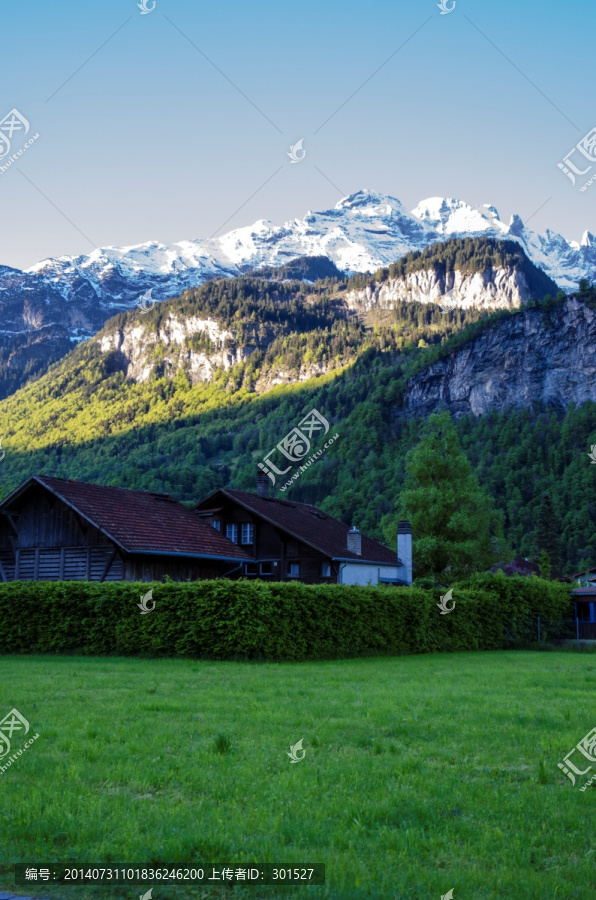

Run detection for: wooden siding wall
[[0, 490, 239, 584], [5, 547, 123, 582], [8, 492, 115, 549], [212, 501, 336, 584], [0, 490, 124, 582], [123, 558, 222, 582]]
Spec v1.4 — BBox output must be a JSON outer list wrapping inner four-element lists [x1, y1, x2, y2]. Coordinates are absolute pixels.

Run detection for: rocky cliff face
[[97, 313, 338, 389], [402, 297, 596, 418], [345, 265, 535, 312], [98, 315, 249, 383]]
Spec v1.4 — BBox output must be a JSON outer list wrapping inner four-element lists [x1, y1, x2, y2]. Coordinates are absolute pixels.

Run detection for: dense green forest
[[0, 248, 593, 576]]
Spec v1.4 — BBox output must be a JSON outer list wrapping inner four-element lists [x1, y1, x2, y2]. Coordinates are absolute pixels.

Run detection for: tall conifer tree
[[393, 411, 506, 580]]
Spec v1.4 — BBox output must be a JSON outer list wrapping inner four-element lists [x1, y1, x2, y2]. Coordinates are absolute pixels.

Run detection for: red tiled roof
[[2, 476, 251, 560], [196, 488, 399, 565]]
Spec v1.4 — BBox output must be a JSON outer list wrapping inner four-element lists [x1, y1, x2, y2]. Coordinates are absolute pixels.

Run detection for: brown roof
[[1, 476, 251, 560], [573, 587, 596, 598], [195, 488, 399, 565]]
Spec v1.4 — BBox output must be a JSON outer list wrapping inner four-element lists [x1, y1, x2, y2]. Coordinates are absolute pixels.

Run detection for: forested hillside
[[0, 275, 595, 575], [0, 237, 559, 399]]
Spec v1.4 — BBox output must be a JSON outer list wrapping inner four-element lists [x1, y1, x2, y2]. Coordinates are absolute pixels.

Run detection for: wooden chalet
[[193, 472, 412, 586], [0, 475, 251, 583]]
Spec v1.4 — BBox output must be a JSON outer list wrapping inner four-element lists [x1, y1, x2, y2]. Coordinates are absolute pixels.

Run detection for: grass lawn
[[0, 650, 594, 900]]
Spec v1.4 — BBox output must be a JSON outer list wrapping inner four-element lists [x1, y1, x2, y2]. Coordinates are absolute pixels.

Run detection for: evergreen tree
[[390, 411, 506, 580], [536, 494, 561, 571], [539, 550, 552, 579]]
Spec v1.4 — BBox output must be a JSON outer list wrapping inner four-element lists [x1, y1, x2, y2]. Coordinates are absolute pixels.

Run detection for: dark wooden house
[[193, 474, 411, 586], [572, 586, 596, 638], [0, 475, 251, 583]]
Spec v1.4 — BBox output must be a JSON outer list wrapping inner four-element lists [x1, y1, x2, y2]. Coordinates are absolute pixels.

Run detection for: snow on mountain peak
[[17, 190, 596, 306], [334, 190, 406, 217], [411, 197, 508, 236]]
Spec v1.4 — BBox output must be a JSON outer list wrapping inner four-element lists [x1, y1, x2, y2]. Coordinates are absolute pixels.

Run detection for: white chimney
[[397, 520, 412, 585], [347, 526, 362, 556]]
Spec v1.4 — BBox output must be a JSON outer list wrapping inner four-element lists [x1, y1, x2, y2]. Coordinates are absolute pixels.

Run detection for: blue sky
[[1, 0, 594, 269]]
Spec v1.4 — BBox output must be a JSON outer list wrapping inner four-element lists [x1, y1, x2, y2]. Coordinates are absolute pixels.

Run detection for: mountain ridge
[[0, 191, 593, 398]]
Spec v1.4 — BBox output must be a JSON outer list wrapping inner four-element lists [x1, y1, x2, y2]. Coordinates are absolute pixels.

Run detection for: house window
[[321, 562, 332, 578], [226, 524, 238, 543], [212, 520, 221, 532], [245, 563, 258, 576], [287, 562, 300, 578], [577, 603, 592, 621], [241, 523, 254, 545], [260, 562, 273, 575]]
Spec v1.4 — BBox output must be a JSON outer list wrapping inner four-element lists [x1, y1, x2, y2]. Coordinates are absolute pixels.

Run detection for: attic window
[[309, 510, 327, 520]]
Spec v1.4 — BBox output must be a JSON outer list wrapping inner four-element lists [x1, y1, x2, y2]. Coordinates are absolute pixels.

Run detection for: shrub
[[0, 574, 573, 661]]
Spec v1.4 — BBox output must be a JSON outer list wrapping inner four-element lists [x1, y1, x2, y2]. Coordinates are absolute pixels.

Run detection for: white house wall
[[340, 564, 399, 586]]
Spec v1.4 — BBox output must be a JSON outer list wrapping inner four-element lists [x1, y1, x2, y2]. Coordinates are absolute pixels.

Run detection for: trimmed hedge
[[0, 572, 573, 660]]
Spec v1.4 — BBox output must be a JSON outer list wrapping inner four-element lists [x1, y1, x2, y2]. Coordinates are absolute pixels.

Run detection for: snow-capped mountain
[[21, 190, 596, 304], [0, 189, 595, 399]]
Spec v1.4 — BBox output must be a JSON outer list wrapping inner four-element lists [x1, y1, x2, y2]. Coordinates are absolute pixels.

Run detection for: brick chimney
[[347, 526, 362, 556], [397, 520, 412, 585], [256, 468, 270, 498]]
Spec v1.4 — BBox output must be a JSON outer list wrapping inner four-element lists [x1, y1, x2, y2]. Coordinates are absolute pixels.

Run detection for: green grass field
[[0, 651, 594, 900]]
